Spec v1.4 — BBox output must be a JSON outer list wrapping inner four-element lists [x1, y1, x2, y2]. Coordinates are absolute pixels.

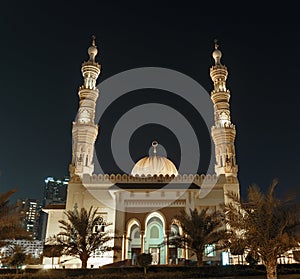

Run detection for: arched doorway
[[126, 220, 141, 264], [145, 212, 166, 264], [169, 223, 184, 264]]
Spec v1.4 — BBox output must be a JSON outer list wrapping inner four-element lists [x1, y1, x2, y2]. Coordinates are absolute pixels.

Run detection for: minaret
[[69, 36, 101, 178], [210, 40, 238, 177]]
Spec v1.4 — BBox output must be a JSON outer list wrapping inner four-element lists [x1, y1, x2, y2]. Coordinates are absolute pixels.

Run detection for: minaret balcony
[[81, 62, 101, 72], [211, 91, 230, 103], [210, 67, 228, 81], [78, 87, 99, 100]]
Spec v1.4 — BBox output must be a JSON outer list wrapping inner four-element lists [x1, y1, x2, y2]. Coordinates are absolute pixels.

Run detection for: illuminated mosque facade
[[43, 38, 240, 268]]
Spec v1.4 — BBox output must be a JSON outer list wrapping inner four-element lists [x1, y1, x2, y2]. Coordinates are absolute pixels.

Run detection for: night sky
[[0, 3, 299, 203]]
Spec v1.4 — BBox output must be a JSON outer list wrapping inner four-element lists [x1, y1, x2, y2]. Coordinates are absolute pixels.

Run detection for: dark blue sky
[[0, 4, 299, 203]]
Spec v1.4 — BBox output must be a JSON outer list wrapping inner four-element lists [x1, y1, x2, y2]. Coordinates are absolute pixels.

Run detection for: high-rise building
[[0, 240, 43, 261], [43, 176, 69, 206], [18, 199, 42, 240], [39, 176, 69, 241]]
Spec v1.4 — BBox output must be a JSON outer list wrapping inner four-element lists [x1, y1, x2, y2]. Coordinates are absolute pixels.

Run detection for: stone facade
[[43, 38, 240, 268]]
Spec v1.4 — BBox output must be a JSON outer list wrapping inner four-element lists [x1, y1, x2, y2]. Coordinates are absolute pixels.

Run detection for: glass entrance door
[[149, 247, 160, 265], [131, 248, 141, 265], [169, 247, 177, 264]]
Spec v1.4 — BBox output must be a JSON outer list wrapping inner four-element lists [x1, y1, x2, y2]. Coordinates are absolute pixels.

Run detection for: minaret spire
[[214, 38, 219, 49], [212, 38, 222, 65], [88, 35, 98, 62], [210, 40, 238, 177], [92, 35, 96, 46], [69, 37, 101, 178]]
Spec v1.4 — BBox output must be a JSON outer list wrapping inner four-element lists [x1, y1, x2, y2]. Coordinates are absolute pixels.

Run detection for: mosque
[[43, 38, 240, 268]]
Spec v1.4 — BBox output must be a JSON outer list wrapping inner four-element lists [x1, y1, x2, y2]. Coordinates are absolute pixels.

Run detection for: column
[[141, 231, 145, 253], [125, 233, 129, 259], [121, 234, 125, 261], [185, 234, 189, 259], [165, 230, 170, 264]]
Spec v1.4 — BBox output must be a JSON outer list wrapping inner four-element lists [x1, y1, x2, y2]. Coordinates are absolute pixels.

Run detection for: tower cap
[[88, 35, 98, 61]]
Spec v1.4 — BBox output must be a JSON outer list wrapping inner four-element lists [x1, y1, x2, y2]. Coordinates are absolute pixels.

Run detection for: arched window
[[130, 224, 140, 239], [93, 224, 104, 233], [150, 226, 159, 238], [171, 224, 179, 237]]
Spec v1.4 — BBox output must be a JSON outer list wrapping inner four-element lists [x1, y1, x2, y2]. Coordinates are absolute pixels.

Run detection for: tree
[[245, 250, 259, 266], [43, 237, 64, 268], [57, 206, 113, 268], [225, 229, 247, 264], [225, 179, 300, 279], [137, 253, 152, 276], [175, 208, 226, 266], [24, 253, 43, 265], [1, 245, 26, 270], [293, 250, 300, 262], [0, 190, 30, 245], [10, 249, 26, 269]]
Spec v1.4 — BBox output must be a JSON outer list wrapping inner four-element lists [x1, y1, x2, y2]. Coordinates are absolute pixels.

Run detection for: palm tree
[[0, 190, 30, 244], [57, 206, 113, 268], [175, 208, 226, 266], [43, 236, 64, 268], [7, 245, 26, 269], [227, 235, 246, 264], [136, 253, 152, 275], [225, 179, 300, 279]]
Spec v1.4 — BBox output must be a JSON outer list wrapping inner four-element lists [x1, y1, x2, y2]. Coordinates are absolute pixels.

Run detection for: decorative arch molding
[[144, 211, 166, 235], [170, 219, 183, 236], [126, 218, 141, 238]]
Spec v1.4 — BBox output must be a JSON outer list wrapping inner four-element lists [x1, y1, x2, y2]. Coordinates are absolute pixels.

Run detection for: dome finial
[[214, 38, 219, 50], [152, 140, 158, 155], [88, 35, 98, 61], [92, 35, 96, 47], [212, 38, 222, 65]]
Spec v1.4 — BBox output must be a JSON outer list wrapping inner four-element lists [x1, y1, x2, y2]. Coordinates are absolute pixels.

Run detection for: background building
[[43, 176, 69, 206], [39, 176, 69, 242], [18, 199, 42, 240], [0, 240, 43, 262]]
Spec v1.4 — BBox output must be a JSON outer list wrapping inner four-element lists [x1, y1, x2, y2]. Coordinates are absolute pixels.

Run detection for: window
[[130, 224, 140, 239], [93, 225, 104, 233], [171, 224, 180, 237], [150, 226, 159, 238], [133, 230, 140, 239], [205, 244, 216, 257]]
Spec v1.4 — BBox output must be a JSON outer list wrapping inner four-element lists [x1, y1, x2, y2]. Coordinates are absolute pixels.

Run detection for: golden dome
[[131, 141, 178, 177]]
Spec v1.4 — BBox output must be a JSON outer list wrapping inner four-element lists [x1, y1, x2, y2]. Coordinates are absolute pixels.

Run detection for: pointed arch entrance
[[169, 222, 184, 264], [144, 212, 166, 264], [126, 219, 141, 264]]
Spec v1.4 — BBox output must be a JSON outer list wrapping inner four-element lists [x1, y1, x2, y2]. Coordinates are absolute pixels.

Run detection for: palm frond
[[225, 180, 300, 265], [55, 206, 114, 267]]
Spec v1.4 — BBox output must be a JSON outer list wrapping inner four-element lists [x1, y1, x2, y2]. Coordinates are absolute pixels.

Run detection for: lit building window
[[205, 244, 216, 257], [93, 225, 105, 233]]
